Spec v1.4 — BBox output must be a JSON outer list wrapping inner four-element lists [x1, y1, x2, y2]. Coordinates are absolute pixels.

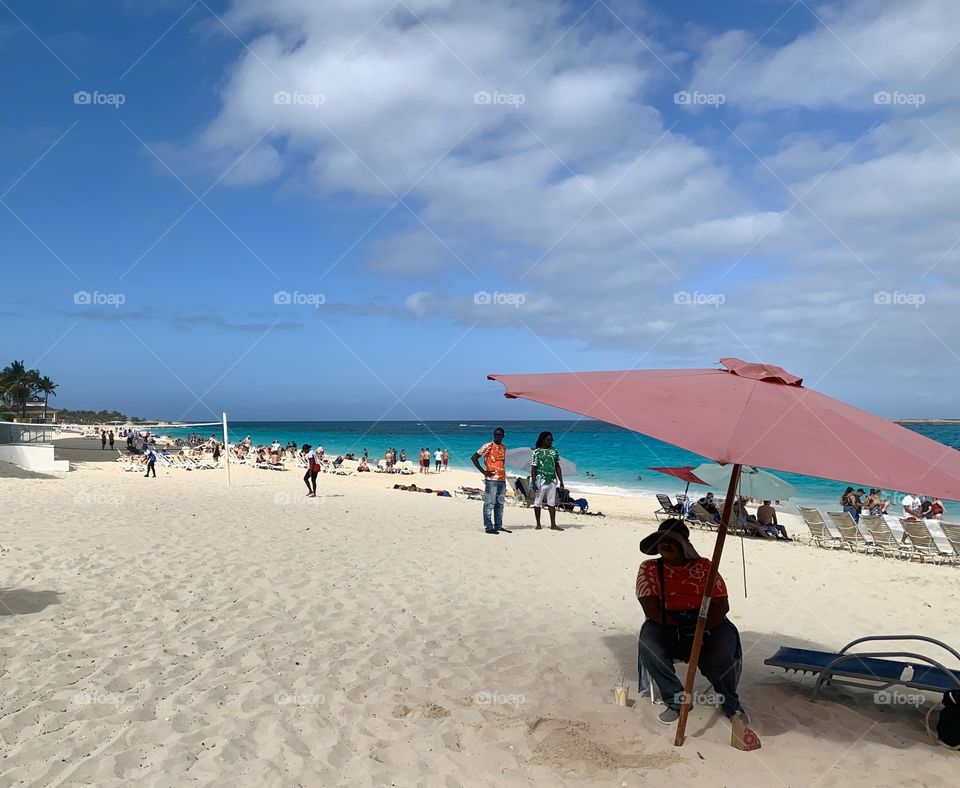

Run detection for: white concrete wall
[[0, 444, 70, 473]]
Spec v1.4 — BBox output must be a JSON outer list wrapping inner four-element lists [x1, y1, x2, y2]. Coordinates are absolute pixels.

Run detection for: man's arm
[[471, 451, 491, 476], [556, 459, 564, 488], [639, 597, 668, 624], [705, 596, 729, 629]]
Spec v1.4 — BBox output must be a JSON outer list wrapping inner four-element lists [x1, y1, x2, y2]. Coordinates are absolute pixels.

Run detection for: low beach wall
[[0, 443, 69, 473]]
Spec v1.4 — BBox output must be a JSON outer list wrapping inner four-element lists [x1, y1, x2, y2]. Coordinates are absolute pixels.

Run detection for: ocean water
[[161, 420, 960, 510]]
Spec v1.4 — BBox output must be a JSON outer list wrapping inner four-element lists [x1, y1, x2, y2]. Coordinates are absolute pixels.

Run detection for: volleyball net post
[[222, 411, 231, 487]]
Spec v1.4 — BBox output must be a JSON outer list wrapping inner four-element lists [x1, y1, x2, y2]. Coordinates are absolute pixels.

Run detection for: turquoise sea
[[161, 420, 960, 510]]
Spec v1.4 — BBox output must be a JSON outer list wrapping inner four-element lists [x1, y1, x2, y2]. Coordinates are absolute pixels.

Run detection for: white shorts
[[533, 478, 557, 507]]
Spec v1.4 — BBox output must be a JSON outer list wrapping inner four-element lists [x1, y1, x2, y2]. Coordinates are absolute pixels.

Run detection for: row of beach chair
[[797, 506, 960, 564]]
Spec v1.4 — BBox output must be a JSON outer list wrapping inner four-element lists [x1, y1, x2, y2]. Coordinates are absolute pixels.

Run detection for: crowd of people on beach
[[840, 486, 946, 522]]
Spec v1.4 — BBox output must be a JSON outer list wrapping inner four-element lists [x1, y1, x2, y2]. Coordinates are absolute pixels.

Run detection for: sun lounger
[[900, 519, 955, 564], [115, 450, 143, 472], [654, 493, 682, 520], [688, 503, 719, 531], [826, 511, 870, 553], [797, 507, 842, 548], [859, 514, 908, 559], [940, 522, 960, 560], [510, 476, 533, 507], [765, 635, 960, 704]]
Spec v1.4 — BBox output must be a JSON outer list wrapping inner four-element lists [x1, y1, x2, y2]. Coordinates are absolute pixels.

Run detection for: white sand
[[1, 460, 957, 786]]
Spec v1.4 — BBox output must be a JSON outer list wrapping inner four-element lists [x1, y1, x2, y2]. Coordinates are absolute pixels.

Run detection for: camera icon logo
[[73, 290, 92, 304], [274, 290, 292, 305], [274, 91, 292, 105], [673, 290, 692, 305], [74, 91, 92, 105], [674, 91, 691, 105], [474, 291, 492, 304], [873, 91, 891, 105], [873, 291, 892, 305], [473, 91, 492, 105]]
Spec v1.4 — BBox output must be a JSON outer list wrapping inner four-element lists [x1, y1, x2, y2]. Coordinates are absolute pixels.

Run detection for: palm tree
[[1, 361, 29, 419], [36, 375, 58, 422]]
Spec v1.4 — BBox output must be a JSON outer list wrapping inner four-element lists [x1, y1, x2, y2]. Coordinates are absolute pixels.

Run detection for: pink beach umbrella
[[488, 358, 960, 747]]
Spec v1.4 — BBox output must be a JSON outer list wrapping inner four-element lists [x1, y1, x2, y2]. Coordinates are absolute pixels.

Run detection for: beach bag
[[310, 457, 321, 473], [937, 691, 960, 746]]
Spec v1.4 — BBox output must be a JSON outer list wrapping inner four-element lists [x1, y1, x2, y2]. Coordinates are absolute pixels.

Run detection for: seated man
[[731, 498, 771, 539], [636, 519, 748, 726], [756, 500, 791, 540], [697, 493, 720, 520]]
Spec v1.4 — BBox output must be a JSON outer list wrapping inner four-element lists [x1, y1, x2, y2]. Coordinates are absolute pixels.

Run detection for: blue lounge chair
[[765, 635, 960, 700]]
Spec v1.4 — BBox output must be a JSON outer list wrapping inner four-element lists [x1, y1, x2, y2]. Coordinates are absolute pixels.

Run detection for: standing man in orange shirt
[[471, 427, 508, 535]]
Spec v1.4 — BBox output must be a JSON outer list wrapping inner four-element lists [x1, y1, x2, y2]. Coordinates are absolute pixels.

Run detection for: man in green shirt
[[531, 431, 564, 531]]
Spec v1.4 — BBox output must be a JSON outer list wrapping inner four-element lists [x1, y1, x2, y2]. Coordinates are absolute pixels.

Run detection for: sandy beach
[[1, 457, 958, 787]]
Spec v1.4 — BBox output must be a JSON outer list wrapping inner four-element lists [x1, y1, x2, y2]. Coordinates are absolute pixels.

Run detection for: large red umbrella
[[488, 358, 960, 747]]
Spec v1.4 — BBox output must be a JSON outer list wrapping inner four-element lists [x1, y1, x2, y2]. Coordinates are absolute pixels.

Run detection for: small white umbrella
[[505, 447, 578, 477], [693, 463, 796, 500]]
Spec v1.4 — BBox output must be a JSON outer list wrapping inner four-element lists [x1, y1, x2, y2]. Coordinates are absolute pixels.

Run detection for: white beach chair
[[859, 514, 908, 559], [797, 507, 842, 548], [900, 519, 956, 564], [826, 511, 871, 553]]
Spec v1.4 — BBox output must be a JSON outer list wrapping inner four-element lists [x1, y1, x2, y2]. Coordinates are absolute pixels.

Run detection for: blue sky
[[2, 0, 959, 421]]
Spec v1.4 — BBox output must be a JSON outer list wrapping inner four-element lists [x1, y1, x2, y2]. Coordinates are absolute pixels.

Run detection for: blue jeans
[[843, 505, 860, 523], [483, 479, 506, 531], [637, 618, 743, 717]]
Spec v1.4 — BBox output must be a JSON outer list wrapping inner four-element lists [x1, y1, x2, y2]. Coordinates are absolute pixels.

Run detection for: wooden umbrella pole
[[674, 463, 741, 747]]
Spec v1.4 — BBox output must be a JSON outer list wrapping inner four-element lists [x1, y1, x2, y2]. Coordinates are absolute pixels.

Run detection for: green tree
[[36, 375, 58, 422]]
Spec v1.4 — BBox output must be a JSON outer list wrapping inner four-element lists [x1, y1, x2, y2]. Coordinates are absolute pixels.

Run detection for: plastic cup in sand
[[614, 686, 629, 706]]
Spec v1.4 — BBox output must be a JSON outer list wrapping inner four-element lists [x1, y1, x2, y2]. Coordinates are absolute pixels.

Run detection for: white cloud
[[168, 0, 960, 404]]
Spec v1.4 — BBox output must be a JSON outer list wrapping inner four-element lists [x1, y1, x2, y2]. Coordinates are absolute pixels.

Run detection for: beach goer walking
[[101, 430, 107, 450], [212, 440, 221, 465], [442, 448, 449, 471], [144, 446, 157, 478], [434, 448, 442, 473], [636, 519, 749, 727], [108, 430, 115, 450], [471, 427, 508, 535], [303, 444, 319, 496], [531, 431, 564, 531], [419, 448, 427, 474]]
